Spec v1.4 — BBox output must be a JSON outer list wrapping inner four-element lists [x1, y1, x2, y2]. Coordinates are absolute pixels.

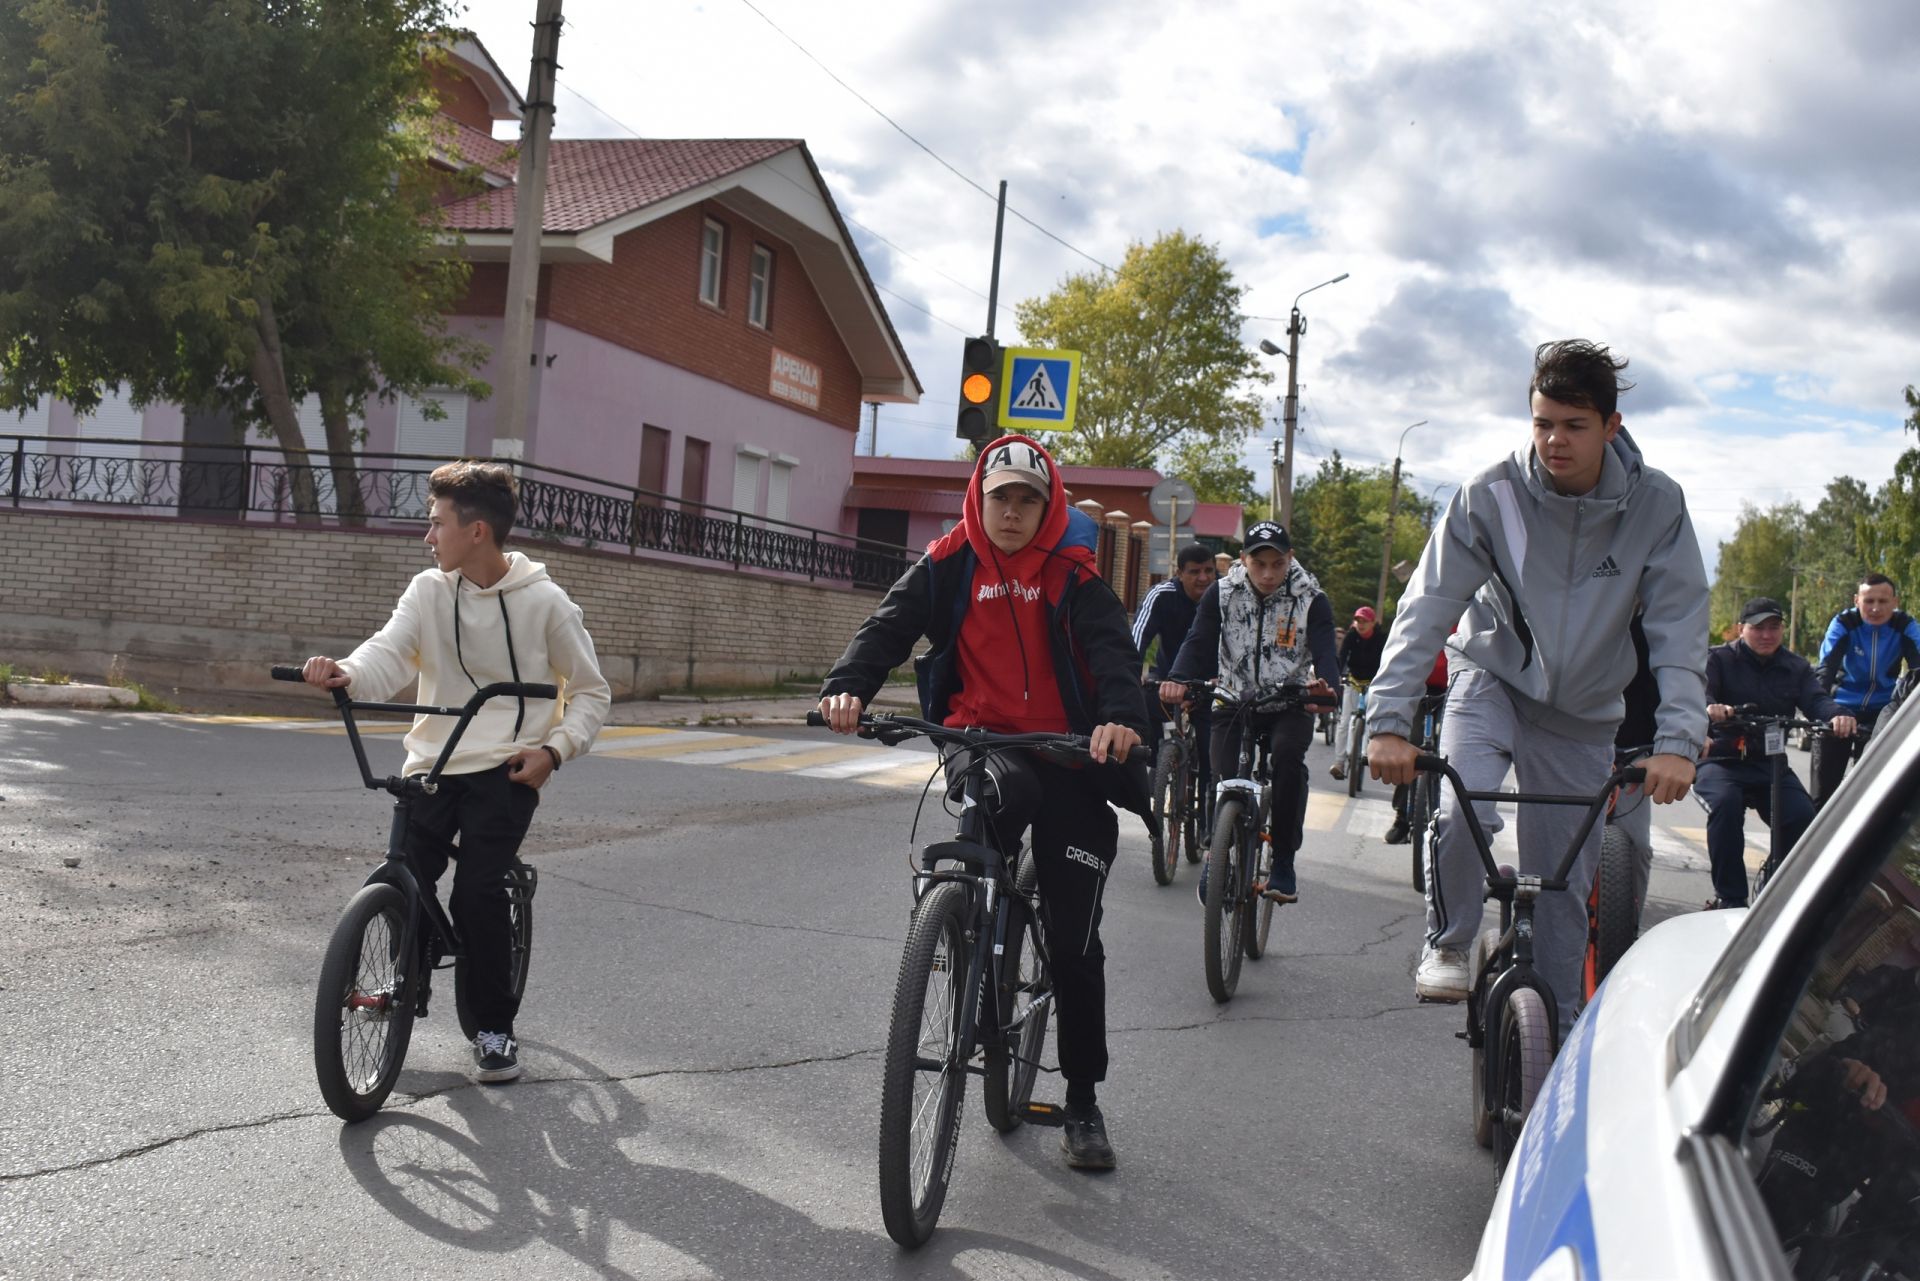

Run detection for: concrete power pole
[[493, 0, 564, 463]]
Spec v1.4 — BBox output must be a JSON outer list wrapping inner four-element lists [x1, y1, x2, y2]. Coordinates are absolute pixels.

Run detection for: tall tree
[[1286, 452, 1434, 618], [0, 0, 486, 518], [1014, 231, 1269, 504], [1859, 387, 1920, 603], [1712, 501, 1800, 642]]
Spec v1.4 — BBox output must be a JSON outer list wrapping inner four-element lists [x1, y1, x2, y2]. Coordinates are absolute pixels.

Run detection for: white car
[[1470, 695, 1920, 1280]]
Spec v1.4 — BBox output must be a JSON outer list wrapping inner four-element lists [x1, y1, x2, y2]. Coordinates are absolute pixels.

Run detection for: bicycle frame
[[273, 667, 554, 1017], [1413, 753, 1647, 1041]]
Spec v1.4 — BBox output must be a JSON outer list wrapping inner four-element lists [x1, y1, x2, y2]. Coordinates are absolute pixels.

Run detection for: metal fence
[[1, 436, 914, 588]]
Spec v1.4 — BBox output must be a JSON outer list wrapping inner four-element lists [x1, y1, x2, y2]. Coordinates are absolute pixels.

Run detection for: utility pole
[[493, 0, 564, 463], [1268, 433, 1281, 523], [866, 402, 881, 455], [1280, 309, 1301, 529], [1374, 420, 1427, 617]]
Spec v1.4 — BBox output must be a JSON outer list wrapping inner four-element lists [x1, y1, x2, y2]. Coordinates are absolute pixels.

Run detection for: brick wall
[[0, 510, 890, 700], [531, 205, 863, 431]]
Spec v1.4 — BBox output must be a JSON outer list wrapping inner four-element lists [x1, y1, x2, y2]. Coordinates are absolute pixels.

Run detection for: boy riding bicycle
[[1329, 605, 1384, 781], [301, 461, 610, 1082], [1366, 340, 1709, 1032], [1162, 520, 1338, 903], [816, 435, 1150, 1172]]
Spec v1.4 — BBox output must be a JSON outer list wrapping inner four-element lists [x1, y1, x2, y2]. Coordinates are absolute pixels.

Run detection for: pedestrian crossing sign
[[997, 347, 1081, 432]]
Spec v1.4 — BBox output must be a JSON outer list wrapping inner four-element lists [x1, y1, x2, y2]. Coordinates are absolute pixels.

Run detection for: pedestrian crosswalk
[[181, 714, 1753, 862]]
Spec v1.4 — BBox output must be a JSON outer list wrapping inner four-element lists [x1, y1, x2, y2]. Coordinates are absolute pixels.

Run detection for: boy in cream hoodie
[[302, 461, 609, 1082]]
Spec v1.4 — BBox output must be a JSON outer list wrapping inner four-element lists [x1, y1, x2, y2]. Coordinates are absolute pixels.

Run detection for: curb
[[5, 682, 139, 709]]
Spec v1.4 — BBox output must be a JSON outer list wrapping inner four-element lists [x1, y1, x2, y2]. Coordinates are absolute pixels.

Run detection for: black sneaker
[[1060, 1104, 1117, 1171], [473, 1031, 522, 1083], [1383, 820, 1410, 845]]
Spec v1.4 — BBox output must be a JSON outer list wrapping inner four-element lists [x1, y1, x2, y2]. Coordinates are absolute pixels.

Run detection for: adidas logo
[[1590, 556, 1621, 579]]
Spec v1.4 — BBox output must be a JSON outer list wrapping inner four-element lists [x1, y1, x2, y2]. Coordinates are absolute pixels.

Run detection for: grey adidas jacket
[[1366, 430, 1709, 758]]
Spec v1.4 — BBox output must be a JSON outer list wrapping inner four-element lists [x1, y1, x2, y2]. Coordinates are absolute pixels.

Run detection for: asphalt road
[[0, 707, 1742, 1280]]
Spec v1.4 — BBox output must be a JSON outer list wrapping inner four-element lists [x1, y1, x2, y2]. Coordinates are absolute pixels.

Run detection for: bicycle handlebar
[[271, 665, 557, 705], [805, 711, 1152, 765], [1408, 753, 1649, 893]]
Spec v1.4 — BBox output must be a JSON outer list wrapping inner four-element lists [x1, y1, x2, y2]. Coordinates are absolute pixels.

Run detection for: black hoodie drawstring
[[454, 582, 527, 738]]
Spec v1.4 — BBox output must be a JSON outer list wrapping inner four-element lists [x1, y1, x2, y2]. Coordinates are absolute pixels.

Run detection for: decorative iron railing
[[1, 437, 913, 588]]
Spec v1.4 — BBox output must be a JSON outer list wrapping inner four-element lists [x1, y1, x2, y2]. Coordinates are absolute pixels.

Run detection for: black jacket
[[819, 547, 1152, 815], [1337, 626, 1387, 682], [1704, 639, 1844, 761]]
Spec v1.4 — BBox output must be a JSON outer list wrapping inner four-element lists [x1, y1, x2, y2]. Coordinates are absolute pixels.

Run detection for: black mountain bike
[[1342, 678, 1370, 798], [272, 664, 552, 1123], [1198, 681, 1334, 1003], [1147, 679, 1205, 887], [1408, 752, 1646, 1172], [1713, 705, 1829, 901], [807, 711, 1146, 1249]]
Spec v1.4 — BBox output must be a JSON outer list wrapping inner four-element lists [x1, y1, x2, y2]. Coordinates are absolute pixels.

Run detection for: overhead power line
[[733, 0, 1125, 278]]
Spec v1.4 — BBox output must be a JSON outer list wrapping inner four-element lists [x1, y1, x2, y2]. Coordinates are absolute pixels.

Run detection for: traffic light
[[955, 336, 1002, 443]]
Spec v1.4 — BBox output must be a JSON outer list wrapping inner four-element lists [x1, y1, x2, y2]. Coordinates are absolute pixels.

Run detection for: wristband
[[542, 744, 563, 772]]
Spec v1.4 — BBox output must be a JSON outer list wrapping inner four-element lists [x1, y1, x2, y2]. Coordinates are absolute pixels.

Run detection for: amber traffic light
[[955, 336, 1002, 442]]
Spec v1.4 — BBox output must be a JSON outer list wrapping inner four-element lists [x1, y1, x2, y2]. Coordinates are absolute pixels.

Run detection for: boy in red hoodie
[[817, 435, 1150, 1171]]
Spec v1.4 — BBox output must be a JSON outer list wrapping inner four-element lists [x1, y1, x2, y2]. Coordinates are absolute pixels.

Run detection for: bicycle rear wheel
[[1184, 774, 1205, 863], [456, 859, 537, 1042], [879, 881, 970, 1249], [984, 855, 1050, 1134], [314, 882, 417, 1123], [1492, 986, 1554, 1173], [1591, 826, 1637, 989], [1149, 741, 1183, 886], [1203, 800, 1246, 1002]]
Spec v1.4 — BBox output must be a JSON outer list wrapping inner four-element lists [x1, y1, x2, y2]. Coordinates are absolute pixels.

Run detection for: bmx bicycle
[[272, 664, 550, 1122]]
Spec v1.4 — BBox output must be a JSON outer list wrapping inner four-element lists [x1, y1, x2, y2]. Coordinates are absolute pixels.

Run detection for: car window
[[1737, 801, 1920, 1278]]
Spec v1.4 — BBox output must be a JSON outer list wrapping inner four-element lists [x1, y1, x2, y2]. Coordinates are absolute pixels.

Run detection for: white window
[[700, 219, 726, 307], [5, 400, 50, 438], [732, 445, 765, 516], [71, 386, 143, 500], [396, 391, 469, 459], [747, 245, 773, 329], [766, 455, 795, 525], [395, 391, 470, 518]]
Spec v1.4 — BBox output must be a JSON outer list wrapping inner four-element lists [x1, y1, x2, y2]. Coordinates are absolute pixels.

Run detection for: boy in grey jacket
[[1366, 340, 1709, 1031]]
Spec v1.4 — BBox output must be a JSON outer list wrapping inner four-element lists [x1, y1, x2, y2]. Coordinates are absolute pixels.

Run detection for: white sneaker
[[1414, 946, 1470, 1002]]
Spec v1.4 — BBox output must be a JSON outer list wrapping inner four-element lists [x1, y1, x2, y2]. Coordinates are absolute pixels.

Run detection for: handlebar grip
[[1125, 744, 1153, 765], [270, 665, 305, 682], [806, 711, 827, 727], [1414, 753, 1449, 773], [1620, 766, 1647, 786], [509, 683, 558, 701]]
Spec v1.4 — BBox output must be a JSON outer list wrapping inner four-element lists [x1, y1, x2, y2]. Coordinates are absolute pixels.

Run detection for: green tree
[[1860, 387, 1920, 602], [1796, 476, 1877, 637], [0, 0, 486, 519], [1014, 231, 1268, 504], [1712, 502, 1800, 641], [1285, 452, 1434, 618]]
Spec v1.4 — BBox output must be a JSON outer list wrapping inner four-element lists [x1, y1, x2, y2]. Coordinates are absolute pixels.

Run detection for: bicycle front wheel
[[879, 881, 970, 1249], [1244, 834, 1275, 960], [1346, 721, 1365, 797], [314, 882, 417, 1123], [984, 854, 1051, 1134], [1492, 986, 1554, 1173], [1150, 741, 1182, 886], [1203, 800, 1246, 1002], [456, 860, 537, 1042]]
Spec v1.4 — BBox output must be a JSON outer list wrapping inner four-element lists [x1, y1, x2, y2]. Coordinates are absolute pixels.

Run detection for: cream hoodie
[[339, 552, 611, 778]]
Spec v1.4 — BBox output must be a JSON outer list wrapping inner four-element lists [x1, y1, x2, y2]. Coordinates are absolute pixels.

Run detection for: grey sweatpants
[[1427, 669, 1615, 1031]]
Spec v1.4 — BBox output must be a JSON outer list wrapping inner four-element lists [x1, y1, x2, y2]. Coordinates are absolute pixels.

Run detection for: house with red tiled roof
[[12, 35, 919, 544]]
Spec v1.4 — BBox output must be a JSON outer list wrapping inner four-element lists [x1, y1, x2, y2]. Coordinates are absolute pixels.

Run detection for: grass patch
[[113, 679, 180, 713], [0, 662, 13, 685], [37, 668, 72, 685]]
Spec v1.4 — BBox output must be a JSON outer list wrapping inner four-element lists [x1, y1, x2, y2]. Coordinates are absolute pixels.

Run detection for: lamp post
[[1258, 271, 1348, 529], [1374, 419, 1428, 617]]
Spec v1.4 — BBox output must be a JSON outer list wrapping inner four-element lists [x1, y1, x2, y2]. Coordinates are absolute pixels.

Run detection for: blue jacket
[[1131, 580, 1200, 680], [1818, 609, 1920, 711]]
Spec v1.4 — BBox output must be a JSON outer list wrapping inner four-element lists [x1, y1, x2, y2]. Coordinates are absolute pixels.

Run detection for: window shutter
[[396, 392, 469, 460], [732, 449, 762, 515]]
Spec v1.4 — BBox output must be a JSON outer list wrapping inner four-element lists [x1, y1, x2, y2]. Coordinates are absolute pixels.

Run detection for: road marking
[[595, 732, 767, 759], [795, 752, 927, 779], [1303, 791, 1346, 831], [1344, 796, 1397, 838], [733, 744, 886, 772]]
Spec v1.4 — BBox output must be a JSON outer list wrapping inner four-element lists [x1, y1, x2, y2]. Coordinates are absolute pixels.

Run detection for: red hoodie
[[934, 436, 1100, 734]]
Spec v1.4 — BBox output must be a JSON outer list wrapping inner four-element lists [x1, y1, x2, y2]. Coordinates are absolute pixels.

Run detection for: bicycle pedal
[[1020, 1101, 1068, 1128]]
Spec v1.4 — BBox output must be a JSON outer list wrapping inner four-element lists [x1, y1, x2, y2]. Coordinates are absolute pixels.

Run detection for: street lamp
[[1374, 419, 1428, 618], [1257, 272, 1349, 528]]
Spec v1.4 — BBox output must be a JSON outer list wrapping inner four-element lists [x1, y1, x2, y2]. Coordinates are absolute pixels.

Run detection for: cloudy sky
[[456, 0, 1918, 574]]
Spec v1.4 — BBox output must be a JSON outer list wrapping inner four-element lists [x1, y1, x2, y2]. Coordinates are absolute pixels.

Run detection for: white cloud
[[453, 0, 1919, 579]]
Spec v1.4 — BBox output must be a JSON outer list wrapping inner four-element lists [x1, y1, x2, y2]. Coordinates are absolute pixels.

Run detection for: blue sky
[[457, 0, 1920, 578]]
